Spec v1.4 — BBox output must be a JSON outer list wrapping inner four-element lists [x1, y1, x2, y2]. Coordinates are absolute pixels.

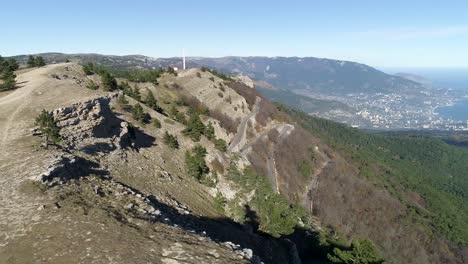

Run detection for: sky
[[1, 0, 468, 67]]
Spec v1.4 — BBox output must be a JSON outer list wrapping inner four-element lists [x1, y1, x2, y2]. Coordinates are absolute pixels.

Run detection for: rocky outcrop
[[51, 94, 134, 152], [234, 75, 255, 89]]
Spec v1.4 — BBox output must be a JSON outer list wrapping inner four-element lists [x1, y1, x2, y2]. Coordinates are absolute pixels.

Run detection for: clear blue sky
[[2, 0, 468, 67]]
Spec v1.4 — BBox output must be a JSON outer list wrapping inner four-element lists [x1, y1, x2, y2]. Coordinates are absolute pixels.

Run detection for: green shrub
[[82, 62, 96, 75], [213, 192, 226, 213], [164, 118, 175, 125], [86, 80, 99, 90], [152, 118, 161, 128], [116, 94, 131, 112], [214, 138, 227, 152], [298, 160, 313, 178]]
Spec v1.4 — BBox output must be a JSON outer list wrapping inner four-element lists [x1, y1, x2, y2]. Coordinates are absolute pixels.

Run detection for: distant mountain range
[[395, 72, 433, 85], [13, 53, 423, 94], [11, 53, 465, 129]]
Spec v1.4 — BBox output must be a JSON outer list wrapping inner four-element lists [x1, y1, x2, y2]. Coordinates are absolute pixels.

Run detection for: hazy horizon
[[2, 0, 468, 68]]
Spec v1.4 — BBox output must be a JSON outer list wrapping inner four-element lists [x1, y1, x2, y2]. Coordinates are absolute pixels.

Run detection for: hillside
[[0, 61, 467, 263]]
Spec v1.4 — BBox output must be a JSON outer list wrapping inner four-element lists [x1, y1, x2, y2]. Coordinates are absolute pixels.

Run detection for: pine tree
[[327, 239, 384, 264], [117, 94, 129, 106], [27, 55, 36, 68], [152, 117, 161, 128], [0, 71, 16, 91], [82, 62, 95, 75], [145, 90, 162, 113], [185, 145, 208, 180], [6, 58, 19, 72], [35, 110, 60, 149], [101, 71, 118, 91], [205, 122, 215, 140], [214, 138, 227, 152], [35, 56, 46, 67], [163, 131, 179, 149], [132, 87, 141, 101], [183, 112, 206, 142], [120, 81, 133, 96], [132, 103, 147, 123]]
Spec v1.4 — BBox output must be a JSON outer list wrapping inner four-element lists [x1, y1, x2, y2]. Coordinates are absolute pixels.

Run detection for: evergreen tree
[[35, 110, 60, 149], [183, 112, 206, 142], [214, 138, 227, 152], [163, 131, 179, 149], [185, 145, 208, 180], [205, 122, 215, 140], [145, 90, 163, 113], [133, 87, 141, 101], [116, 94, 129, 107], [327, 239, 384, 264], [120, 81, 133, 96], [170, 105, 186, 124], [5, 58, 19, 72], [132, 103, 149, 124], [100, 71, 118, 91], [82, 62, 95, 75], [0, 71, 16, 91], [27, 55, 36, 67], [152, 117, 161, 128], [34, 56, 46, 67]]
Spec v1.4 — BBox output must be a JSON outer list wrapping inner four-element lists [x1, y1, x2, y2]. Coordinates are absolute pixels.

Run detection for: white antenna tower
[[182, 48, 186, 70]]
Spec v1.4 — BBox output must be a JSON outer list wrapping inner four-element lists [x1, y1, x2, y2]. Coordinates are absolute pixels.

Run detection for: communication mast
[[183, 48, 186, 70]]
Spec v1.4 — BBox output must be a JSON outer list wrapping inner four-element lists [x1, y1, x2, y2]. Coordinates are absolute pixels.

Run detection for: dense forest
[[282, 105, 468, 245]]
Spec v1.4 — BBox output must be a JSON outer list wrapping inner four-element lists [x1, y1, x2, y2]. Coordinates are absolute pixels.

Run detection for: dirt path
[[228, 97, 261, 152], [0, 63, 98, 248], [303, 147, 331, 214], [0, 66, 59, 247], [0, 66, 52, 149]]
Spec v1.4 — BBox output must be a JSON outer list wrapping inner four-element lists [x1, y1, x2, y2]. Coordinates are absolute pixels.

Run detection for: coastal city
[[304, 89, 468, 131]]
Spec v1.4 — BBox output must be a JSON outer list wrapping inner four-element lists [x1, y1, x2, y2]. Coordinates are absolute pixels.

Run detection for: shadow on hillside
[[43, 156, 109, 187], [43, 158, 329, 263], [80, 142, 116, 155], [14, 80, 29, 89], [129, 193, 328, 264], [79, 101, 156, 155], [131, 126, 156, 149]]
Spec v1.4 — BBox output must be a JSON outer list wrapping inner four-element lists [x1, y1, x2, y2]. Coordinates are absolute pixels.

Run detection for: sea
[[382, 67, 468, 121], [436, 99, 468, 121]]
